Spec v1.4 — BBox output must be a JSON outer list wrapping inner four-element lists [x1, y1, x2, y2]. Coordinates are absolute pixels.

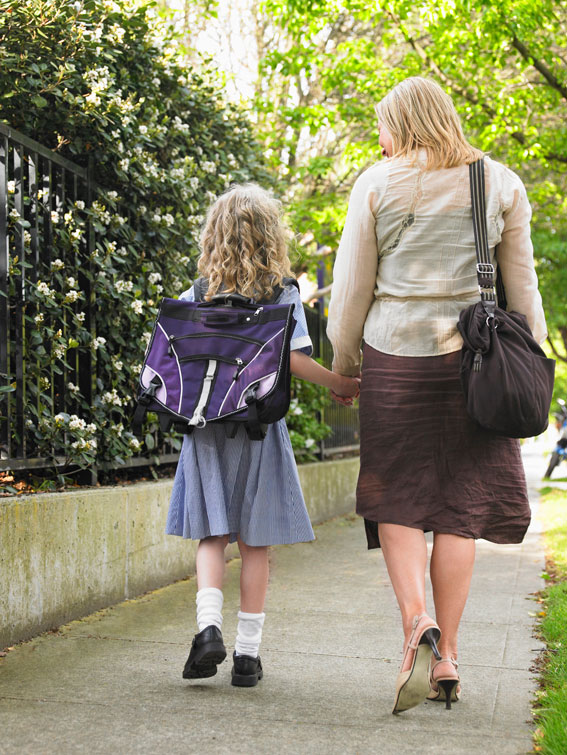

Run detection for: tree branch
[[547, 335, 567, 364], [390, 15, 567, 164], [511, 36, 567, 100]]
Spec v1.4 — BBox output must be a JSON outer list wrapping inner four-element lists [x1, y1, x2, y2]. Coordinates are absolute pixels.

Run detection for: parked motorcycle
[[544, 398, 567, 479]]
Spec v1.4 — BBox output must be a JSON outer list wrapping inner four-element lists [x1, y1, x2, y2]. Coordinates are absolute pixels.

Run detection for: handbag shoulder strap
[[469, 159, 497, 316]]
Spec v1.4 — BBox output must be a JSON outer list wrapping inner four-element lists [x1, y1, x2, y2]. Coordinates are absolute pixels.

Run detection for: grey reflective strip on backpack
[[188, 359, 217, 427]]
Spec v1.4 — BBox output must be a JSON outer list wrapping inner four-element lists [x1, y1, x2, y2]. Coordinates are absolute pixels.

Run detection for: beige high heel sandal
[[392, 614, 441, 714], [427, 657, 461, 709]]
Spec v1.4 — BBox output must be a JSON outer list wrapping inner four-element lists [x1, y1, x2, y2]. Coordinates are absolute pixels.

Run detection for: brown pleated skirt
[[357, 344, 531, 549]]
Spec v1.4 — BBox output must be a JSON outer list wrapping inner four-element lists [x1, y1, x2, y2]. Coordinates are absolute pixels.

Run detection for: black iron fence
[[0, 122, 358, 478]]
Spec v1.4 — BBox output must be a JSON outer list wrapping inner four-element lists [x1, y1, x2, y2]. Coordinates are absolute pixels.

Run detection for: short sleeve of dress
[[277, 284, 313, 355], [178, 286, 195, 302]]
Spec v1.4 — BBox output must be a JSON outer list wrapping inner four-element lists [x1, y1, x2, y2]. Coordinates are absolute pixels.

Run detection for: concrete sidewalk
[[0, 445, 546, 754]]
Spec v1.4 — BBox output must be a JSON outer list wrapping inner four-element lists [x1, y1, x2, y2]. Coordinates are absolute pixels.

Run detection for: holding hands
[[330, 373, 361, 406]]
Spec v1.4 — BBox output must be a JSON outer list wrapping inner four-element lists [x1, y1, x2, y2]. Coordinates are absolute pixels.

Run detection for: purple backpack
[[133, 279, 298, 440]]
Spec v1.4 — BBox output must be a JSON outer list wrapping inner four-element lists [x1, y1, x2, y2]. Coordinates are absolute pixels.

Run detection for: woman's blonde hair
[[197, 183, 292, 302], [375, 77, 483, 170]]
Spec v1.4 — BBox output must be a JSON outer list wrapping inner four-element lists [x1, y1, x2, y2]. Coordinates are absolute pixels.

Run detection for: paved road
[[0, 444, 546, 754]]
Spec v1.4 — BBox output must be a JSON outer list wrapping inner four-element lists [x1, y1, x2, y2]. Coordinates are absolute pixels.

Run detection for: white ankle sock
[[234, 611, 265, 657], [196, 587, 224, 632]]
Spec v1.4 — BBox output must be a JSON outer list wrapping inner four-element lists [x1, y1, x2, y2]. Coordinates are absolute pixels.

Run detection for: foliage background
[[0, 0, 326, 483]]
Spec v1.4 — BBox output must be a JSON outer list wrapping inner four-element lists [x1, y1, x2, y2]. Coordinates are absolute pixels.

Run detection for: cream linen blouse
[[327, 154, 548, 375]]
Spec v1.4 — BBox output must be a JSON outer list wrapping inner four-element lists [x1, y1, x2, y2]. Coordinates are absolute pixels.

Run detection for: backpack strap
[[193, 277, 207, 302], [132, 374, 162, 436]]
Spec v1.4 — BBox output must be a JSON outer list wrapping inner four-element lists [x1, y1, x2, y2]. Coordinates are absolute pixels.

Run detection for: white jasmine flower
[[34, 313, 44, 324], [64, 211, 74, 225], [202, 161, 216, 174], [24, 230, 32, 245], [139, 125, 148, 134], [128, 437, 142, 451], [76, 312, 86, 323], [101, 389, 123, 407], [93, 336, 106, 350], [9, 208, 20, 220], [152, 213, 161, 223], [86, 423, 96, 433], [36, 281, 55, 297], [7, 180, 16, 194], [67, 277, 77, 288], [115, 360, 123, 371], [69, 415, 87, 431], [51, 211, 60, 224], [107, 191, 118, 200], [115, 280, 133, 293], [119, 158, 129, 172], [65, 290, 80, 303], [71, 228, 82, 241], [67, 382, 80, 394], [131, 363, 142, 375], [54, 413, 67, 426], [51, 258, 65, 270], [75, 200, 85, 210], [152, 77, 160, 87], [148, 272, 161, 284], [130, 300, 143, 315], [163, 213, 174, 227]]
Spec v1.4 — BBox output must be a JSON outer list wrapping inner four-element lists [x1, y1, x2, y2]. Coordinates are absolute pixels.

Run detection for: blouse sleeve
[[284, 285, 313, 355], [326, 171, 379, 375], [497, 177, 548, 344], [178, 286, 195, 302]]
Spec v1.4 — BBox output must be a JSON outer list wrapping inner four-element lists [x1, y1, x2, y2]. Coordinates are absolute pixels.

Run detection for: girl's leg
[[238, 537, 269, 612], [430, 533, 475, 662], [196, 535, 230, 590], [184, 535, 229, 679], [378, 523, 428, 642], [195, 535, 229, 632], [234, 537, 269, 662]]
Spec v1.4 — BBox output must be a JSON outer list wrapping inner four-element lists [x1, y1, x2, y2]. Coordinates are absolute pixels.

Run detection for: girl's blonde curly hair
[[197, 183, 292, 302]]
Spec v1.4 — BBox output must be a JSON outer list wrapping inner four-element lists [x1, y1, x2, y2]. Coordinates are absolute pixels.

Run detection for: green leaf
[[31, 94, 48, 108]]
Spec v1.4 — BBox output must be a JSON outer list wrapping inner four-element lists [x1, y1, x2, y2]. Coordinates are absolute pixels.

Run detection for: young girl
[[165, 183, 359, 687]]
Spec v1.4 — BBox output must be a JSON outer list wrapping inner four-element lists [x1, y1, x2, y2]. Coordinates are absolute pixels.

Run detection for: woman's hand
[[331, 374, 361, 406]]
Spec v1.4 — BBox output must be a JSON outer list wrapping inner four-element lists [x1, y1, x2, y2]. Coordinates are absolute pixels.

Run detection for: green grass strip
[[534, 487, 567, 754]]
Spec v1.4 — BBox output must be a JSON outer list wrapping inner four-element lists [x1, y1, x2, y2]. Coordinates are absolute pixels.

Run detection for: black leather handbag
[[456, 159, 555, 438]]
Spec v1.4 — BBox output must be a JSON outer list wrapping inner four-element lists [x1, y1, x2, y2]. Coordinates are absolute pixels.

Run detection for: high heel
[[392, 614, 442, 714], [421, 628, 442, 661], [438, 679, 459, 710], [427, 657, 461, 708]]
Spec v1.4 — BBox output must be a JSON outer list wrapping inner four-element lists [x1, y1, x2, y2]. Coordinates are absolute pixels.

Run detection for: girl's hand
[[331, 374, 360, 405]]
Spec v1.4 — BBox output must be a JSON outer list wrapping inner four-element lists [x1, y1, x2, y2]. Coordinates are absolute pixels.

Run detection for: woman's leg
[[196, 535, 230, 590], [430, 533, 475, 663], [378, 523, 429, 642]]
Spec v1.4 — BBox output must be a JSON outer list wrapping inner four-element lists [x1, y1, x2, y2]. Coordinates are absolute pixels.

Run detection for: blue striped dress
[[165, 284, 316, 546]]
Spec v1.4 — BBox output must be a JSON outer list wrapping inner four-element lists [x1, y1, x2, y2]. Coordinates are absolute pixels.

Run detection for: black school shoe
[[182, 625, 227, 679], [231, 651, 263, 687]]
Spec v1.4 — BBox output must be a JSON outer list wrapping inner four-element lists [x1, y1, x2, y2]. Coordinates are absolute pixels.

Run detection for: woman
[[327, 76, 547, 714]]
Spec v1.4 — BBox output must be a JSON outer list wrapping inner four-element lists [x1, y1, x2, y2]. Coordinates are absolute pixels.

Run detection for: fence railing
[[0, 122, 358, 479]]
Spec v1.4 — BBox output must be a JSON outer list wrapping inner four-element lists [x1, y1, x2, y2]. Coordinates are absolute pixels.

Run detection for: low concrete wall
[[0, 457, 358, 647]]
